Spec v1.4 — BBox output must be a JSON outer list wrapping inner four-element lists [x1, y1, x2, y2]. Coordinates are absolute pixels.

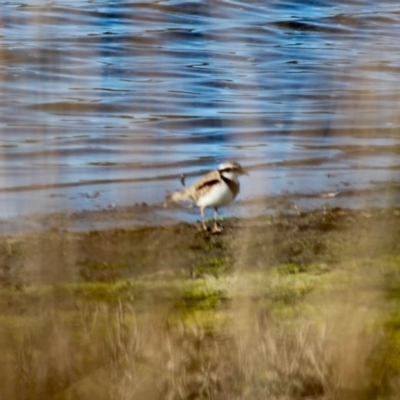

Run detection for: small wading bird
[[168, 161, 249, 233]]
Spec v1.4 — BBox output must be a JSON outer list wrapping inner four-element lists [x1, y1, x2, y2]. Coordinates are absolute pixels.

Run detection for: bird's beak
[[241, 169, 250, 176]]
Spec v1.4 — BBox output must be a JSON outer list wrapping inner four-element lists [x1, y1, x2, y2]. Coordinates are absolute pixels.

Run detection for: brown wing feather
[[182, 170, 222, 202], [197, 179, 220, 191], [169, 170, 223, 203]]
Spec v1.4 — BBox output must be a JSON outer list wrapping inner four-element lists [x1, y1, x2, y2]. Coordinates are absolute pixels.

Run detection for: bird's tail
[[167, 189, 190, 203]]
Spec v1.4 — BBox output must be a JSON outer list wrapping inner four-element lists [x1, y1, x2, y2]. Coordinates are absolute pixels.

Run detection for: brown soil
[[2, 207, 400, 287]]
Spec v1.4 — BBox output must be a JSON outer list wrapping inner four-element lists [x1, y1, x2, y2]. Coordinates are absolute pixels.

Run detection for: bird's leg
[[212, 207, 223, 233], [200, 206, 208, 231]]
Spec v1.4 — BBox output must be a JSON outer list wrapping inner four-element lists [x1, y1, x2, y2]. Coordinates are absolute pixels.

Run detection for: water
[[1, 0, 400, 225]]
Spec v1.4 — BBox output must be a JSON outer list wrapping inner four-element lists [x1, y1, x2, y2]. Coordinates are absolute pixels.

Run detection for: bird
[[168, 161, 249, 233]]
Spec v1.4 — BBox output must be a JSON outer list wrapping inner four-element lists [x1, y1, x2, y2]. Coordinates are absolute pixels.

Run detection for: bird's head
[[218, 161, 249, 182]]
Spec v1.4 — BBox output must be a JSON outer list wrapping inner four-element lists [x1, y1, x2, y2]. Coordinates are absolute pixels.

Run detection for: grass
[[0, 259, 394, 400], [1, 208, 400, 399]]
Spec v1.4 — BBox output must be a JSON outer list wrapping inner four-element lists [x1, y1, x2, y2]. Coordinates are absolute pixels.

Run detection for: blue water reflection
[[0, 0, 399, 221]]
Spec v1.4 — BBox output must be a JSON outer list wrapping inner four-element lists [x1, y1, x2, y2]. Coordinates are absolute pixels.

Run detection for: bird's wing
[[185, 170, 221, 201], [197, 179, 220, 191]]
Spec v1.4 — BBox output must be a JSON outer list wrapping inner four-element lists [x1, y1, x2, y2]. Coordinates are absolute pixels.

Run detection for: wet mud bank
[[1, 206, 400, 286]]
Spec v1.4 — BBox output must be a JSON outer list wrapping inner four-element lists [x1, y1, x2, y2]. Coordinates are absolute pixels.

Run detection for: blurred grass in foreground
[[0, 208, 400, 399]]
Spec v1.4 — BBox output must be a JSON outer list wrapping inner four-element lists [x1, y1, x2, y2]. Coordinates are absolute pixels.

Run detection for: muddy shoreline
[[1, 177, 400, 237], [2, 206, 400, 287]]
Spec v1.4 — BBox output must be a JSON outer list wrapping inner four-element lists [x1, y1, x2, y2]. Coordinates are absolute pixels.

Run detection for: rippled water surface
[[1, 1, 400, 223]]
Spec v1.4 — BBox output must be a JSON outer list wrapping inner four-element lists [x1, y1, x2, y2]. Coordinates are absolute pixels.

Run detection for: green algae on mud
[[1, 207, 400, 399]]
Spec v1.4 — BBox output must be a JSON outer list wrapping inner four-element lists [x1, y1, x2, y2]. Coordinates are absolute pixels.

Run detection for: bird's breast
[[196, 180, 237, 207]]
